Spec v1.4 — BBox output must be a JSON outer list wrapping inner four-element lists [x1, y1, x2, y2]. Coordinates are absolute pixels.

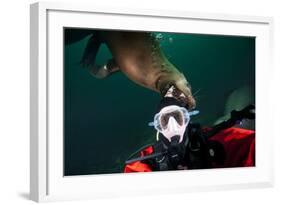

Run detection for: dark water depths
[[64, 29, 255, 175]]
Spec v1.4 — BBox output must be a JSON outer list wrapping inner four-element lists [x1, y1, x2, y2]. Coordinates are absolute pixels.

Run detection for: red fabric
[[124, 146, 153, 173], [209, 127, 255, 168], [124, 127, 255, 173]]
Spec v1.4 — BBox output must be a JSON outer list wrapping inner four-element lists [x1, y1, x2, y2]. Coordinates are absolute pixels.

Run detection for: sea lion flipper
[[80, 32, 120, 79], [80, 32, 102, 68], [88, 58, 120, 79]]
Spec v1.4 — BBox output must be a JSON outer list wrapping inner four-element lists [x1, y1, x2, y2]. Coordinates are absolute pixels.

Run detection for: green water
[[64, 29, 255, 175]]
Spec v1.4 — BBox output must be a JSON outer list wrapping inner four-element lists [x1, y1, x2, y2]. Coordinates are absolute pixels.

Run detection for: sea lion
[[66, 30, 196, 109]]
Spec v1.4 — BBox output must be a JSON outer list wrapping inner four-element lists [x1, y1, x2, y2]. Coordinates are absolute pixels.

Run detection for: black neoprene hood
[[156, 97, 187, 113]]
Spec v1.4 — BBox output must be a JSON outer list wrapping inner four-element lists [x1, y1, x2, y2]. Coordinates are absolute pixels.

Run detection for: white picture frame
[[30, 1, 274, 202]]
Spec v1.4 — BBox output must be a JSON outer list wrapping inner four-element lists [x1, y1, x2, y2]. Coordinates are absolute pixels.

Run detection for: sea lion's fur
[[80, 31, 196, 108]]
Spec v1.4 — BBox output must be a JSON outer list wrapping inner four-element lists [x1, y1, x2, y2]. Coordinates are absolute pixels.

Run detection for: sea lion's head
[[174, 74, 196, 109], [157, 72, 196, 110]]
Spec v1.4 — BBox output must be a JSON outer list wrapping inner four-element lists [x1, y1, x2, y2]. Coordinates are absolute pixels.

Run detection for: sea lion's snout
[[174, 78, 196, 109], [159, 72, 196, 110]]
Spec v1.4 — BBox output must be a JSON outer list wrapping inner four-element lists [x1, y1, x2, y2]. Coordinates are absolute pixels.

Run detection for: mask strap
[[156, 131, 160, 141]]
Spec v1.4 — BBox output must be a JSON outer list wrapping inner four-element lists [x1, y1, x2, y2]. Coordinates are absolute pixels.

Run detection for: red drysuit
[[124, 127, 255, 173]]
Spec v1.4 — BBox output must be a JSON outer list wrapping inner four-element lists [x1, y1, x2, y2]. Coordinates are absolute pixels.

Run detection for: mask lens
[[160, 110, 184, 130], [153, 114, 161, 131]]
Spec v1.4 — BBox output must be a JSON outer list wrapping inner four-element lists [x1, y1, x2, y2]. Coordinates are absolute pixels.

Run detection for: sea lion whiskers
[[192, 88, 202, 97]]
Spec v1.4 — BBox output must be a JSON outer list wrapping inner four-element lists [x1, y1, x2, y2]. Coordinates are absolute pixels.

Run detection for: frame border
[[30, 1, 274, 202]]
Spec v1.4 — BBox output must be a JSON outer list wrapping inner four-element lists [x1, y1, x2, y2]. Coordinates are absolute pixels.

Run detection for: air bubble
[[155, 33, 163, 41], [168, 37, 173, 43]]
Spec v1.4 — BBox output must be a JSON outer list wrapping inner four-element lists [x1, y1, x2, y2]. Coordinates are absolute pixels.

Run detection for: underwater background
[[64, 29, 255, 176]]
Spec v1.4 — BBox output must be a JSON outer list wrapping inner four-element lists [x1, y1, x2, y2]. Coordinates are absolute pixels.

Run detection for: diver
[[124, 86, 255, 172]]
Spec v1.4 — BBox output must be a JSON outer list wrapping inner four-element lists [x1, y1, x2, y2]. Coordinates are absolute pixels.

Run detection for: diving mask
[[149, 105, 199, 143]]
